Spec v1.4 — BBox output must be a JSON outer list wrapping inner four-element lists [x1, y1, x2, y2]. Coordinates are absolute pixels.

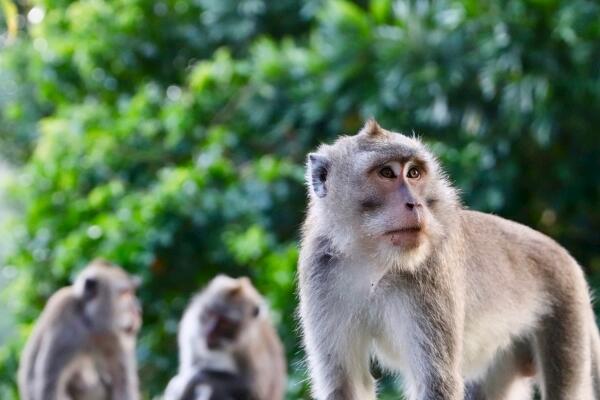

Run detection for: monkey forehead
[[358, 129, 425, 153], [76, 265, 133, 289], [332, 138, 430, 174], [356, 141, 418, 165], [88, 258, 116, 268], [324, 129, 426, 160], [207, 275, 241, 295]]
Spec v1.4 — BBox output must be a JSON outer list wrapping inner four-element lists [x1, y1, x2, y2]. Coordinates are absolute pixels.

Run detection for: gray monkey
[[298, 120, 600, 400], [18, 259, 141, 400]]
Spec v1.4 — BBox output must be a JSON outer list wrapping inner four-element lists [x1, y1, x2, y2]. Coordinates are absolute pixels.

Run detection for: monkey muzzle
[[384, 226, 423, 248], [205, 315, 241, 349]]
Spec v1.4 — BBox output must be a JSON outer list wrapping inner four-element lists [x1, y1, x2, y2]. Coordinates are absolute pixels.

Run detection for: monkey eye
[[378, 166, 396, 179], [407, 166, 421, 179], [251, 306, 260, 318]]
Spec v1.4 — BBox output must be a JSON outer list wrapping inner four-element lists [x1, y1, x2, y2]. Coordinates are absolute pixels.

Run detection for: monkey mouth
[[384, 227, 423, 247]]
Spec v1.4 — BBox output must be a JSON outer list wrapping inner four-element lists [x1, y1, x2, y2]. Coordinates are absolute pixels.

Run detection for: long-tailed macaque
[[164, 275, 286, 400], [18, 259, 141, 400], [298, 120, 600, 400]]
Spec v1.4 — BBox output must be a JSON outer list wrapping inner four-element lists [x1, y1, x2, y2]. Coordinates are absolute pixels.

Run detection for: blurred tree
[[0, 0, 599, 399]]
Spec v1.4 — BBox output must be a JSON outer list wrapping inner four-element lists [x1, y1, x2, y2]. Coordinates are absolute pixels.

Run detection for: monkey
[[18, 259, 141, 400], [297, 119, 600, 400], [164, 275, 287, 400]]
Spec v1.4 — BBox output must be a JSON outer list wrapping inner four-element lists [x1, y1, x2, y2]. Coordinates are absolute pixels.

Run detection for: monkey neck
[[199, 348, 238, 373]]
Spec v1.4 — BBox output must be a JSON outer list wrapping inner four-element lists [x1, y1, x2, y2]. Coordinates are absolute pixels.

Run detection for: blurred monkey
[[18, 259, 141, 400], [164, 275, 286, 400]]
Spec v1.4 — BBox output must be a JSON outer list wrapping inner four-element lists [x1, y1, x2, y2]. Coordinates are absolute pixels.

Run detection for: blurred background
[[0, 0, 598, 398]]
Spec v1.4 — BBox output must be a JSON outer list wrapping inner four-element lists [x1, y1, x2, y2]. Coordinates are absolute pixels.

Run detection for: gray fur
[[18, 260, 140, 400], [298, 121, 600, 400], [308, 153, 330, 198], [164, 275, 286, 400]]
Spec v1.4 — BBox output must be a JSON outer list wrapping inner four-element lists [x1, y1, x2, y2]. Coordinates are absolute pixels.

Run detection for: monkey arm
[[94, 333, 139, 400], [18, 323, 43, 400], [298, 237, 376, 400], [164, 372, 189, 400], [301, 313, 374, 400], [18, 288, 74, 400], [400, 269, 465, 400], [34, 326, 84, 400], [182, 369, 254, 400]]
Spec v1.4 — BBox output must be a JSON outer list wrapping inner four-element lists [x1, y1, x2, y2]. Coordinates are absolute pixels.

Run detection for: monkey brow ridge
[[357, 144, 424, 170]]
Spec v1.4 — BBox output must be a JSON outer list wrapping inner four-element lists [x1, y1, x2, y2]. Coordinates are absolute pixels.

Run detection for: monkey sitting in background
[[298, 120, 600, 400], [164, 275, 286, 400], [18, 259, 141, 400]]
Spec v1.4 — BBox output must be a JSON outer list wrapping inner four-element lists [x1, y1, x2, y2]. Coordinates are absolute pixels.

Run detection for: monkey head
[[306, 120, 459, 270], [73, 259, 142, 335], [196, 275, 263, 351]]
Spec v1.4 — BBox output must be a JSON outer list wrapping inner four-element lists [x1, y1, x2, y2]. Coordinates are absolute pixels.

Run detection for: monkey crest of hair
[[18, 259, 141, 400], [164, 275, 287, 400], [299, 120, 600, 400]]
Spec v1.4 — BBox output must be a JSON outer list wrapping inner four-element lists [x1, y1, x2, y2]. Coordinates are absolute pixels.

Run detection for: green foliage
[[1, 0, 599, 398]]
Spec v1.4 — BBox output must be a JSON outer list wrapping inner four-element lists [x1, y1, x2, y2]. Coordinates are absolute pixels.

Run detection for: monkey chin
[[379, 230, 431, 272]]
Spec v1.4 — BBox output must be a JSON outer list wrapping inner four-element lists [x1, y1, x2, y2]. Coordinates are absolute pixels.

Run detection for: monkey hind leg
[[590, 325, 600, 399], [468, 340, 535, 400], [534, 309, 594, 400]]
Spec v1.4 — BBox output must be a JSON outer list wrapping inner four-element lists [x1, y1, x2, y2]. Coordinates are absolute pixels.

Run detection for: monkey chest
[[63, 354, 111, 400]]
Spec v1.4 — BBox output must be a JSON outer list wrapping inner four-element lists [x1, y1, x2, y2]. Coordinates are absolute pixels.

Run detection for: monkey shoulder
[[298, 235, 340, 281], [459, 209, 579, 281], [36, 288, 86, 331], [460, 210, 570, 255]]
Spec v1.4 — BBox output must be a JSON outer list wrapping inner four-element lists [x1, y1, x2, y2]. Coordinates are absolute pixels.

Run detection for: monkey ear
[[237, 277, 252, 288], [251, 304, 261, 318], [227, 284, 243, 298], [360, 118, 384, 137], [82, 277, 98, 300], [308, 153, 329, 198]]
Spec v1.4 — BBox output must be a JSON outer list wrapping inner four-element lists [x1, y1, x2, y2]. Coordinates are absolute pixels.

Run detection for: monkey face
[[307, 120, 455, 267], [202, 309, 243, 349], [360, 158, 428, 250], [199, 276, 263, 350], [116, 284, 142, 336], [74, 260, 142, 334]]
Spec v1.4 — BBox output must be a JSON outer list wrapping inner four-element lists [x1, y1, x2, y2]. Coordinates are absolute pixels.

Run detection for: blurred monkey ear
[[82, 277, 98, 300], [227, 282, 243, 298], [227, 285, 242, 299], [308, 153, 330, 198]]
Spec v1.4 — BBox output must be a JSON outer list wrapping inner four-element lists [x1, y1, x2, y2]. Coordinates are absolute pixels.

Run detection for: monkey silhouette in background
[[298, 120, 600, 400], [164, 275, 286, 400], [18, 259, 141, 400]]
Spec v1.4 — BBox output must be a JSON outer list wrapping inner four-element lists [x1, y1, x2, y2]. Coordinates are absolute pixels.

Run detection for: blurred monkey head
[[73, 259, 142, 334], [195, 275, 264, 350]]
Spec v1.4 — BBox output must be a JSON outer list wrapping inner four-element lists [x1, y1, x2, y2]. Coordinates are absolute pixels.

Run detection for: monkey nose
[[405, 202, 416, 210]]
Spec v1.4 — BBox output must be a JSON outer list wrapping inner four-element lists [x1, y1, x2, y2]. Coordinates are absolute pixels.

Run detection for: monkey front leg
[[110, 353, 139, 400], [304, 323, 375, 400], [34, 331, 81, 400], [402, 308, 464, 400], [97, 335, 139, 400], [300, 288, 375, 400]]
